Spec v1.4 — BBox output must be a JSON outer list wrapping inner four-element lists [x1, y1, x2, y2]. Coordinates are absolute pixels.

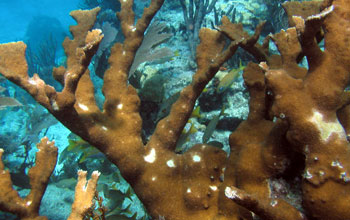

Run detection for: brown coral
[[0, 0, 350, 219]]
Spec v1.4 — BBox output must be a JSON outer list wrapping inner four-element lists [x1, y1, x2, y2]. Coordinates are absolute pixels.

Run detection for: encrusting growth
[[0, 0, 350, 219]]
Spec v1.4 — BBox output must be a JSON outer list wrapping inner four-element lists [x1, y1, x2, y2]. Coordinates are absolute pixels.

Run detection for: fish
[[59, 134, 104, 164], [216, 60, 245, 93], [156, 92, 181, 122], [174, 106, 202, 153], [191, 106, 201, 118], [207, 141, 224, 149], [54, 178, 77, 190], [174, 49, 180, 57], [175, 121, 198, 153], [202, 105, 226, 144]]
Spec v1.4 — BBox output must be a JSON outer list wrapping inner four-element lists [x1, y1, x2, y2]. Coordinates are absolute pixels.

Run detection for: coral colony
[[1, 0, 350, 219]]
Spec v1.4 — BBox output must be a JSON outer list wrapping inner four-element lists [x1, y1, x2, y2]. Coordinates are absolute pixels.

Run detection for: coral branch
[[68, 170, 101, 220], [0, 138, 100, 220], [0, 137, 57, 220], [225, 186, 306, 220]]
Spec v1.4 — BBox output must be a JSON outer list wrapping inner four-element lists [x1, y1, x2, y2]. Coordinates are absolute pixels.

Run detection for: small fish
[[216, 60, 245, 93], [174, 49, 180, 57], [219, 66, 228, 71], [175, 121, 198, 153], [156, 92, 180, 122], [191, 106, 201, 118], [78, 147, 103, 163], [207, 141, 224, 149], [55, 178, 77, 190], [61, 134, 104, 163], [0, 97, 22, 110], [202, 105, 226, 144]]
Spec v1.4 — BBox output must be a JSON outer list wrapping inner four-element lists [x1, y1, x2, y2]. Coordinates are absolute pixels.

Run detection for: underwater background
[[0, 0, 307, 219]]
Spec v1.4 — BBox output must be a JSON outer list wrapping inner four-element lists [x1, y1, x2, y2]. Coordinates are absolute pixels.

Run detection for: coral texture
[[0, 0, 350, 219]]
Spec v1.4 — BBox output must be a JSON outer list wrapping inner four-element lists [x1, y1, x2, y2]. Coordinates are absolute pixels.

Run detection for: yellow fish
[[191, 106, 201, 118], [174, 49, 180, 57], [216, 60, 245, 93]]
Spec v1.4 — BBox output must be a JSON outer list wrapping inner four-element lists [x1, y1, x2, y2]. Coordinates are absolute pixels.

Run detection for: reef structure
[[0, 0, 350, 219]]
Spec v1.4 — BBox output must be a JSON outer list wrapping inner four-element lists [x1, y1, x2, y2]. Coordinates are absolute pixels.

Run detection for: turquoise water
[[0, 0, 79, 43]]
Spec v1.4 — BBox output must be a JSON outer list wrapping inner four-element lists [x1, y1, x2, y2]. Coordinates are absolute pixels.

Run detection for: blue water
[[0, 0, 79, 43]]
